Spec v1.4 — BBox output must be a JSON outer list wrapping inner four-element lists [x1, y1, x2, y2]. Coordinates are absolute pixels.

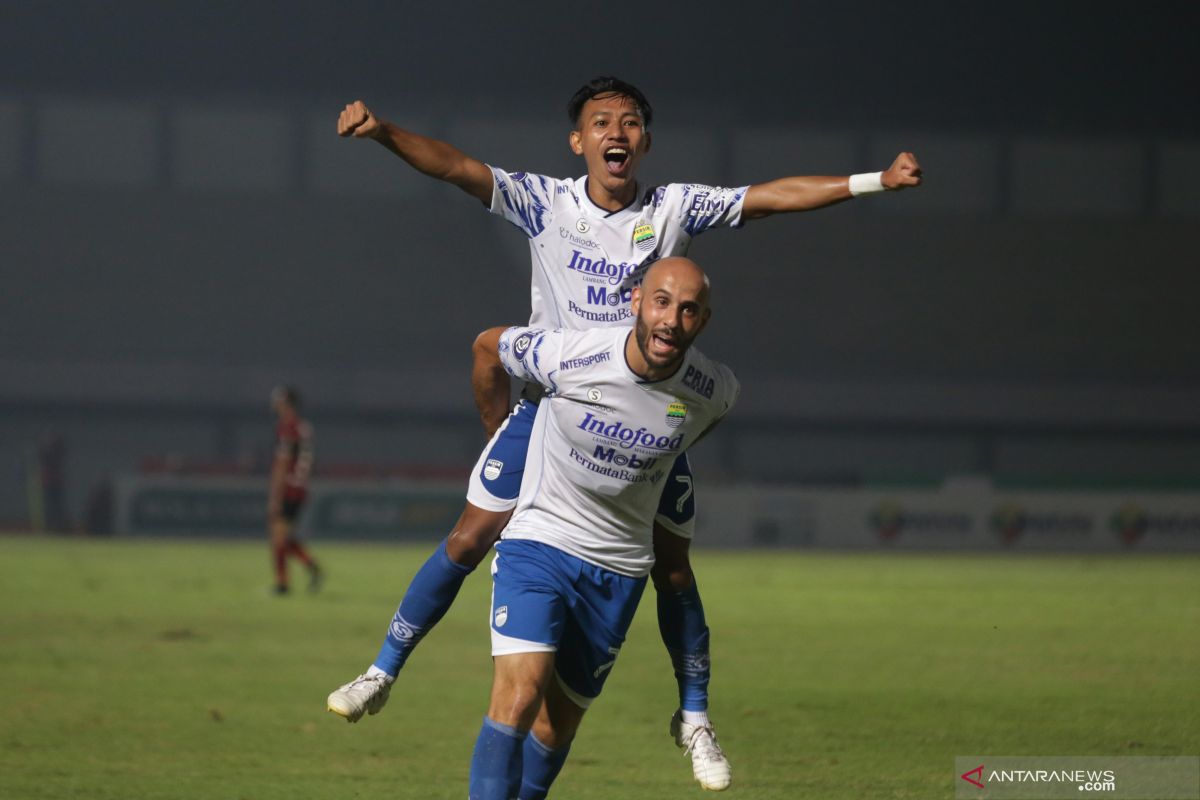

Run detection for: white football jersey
[[488, 169, 748, 328], [496, 325, 739, 577]]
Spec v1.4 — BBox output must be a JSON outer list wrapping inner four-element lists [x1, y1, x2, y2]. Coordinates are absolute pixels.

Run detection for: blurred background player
[[268, 386, 321, 595], [468, 257, 739, 799], [327, 76, 920, 791]]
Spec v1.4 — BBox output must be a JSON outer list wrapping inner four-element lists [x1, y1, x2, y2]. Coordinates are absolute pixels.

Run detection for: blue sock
[[656, 581, 711, 712], [518, 732, 572, 800], [372, 540, 474, 676], [469, 716, 526, 800]]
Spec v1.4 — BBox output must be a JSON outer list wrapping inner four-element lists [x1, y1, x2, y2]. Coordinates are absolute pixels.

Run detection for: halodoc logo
[[577, 412, 683, 452]]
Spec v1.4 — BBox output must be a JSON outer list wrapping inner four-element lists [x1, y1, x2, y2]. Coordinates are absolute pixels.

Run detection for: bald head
[[641, 257, 711, 307], [627, 257, 713, 380]]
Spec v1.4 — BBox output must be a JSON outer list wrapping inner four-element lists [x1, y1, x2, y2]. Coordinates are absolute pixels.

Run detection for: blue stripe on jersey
[[499, 174, 549, 238]]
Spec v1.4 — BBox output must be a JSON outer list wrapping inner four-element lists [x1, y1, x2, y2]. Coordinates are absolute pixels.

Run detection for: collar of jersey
[[580, 177, 641, 219]]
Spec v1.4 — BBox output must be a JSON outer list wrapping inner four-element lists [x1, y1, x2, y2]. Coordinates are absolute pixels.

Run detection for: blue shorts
[[466, 400, 697, 537], [489, 539, 647, 707]]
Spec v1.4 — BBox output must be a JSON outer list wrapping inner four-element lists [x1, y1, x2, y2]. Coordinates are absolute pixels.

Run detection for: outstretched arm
[[472, 327, 512, 438], [741, 151, 922, 220], [337, 100, 494, 205]]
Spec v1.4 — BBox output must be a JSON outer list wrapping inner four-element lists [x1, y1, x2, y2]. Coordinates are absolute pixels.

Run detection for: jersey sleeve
[[498, 326, 564, 394], [660, 183, 750, 236], [716, 365, 741, 419], [487, 167, 558, 238]]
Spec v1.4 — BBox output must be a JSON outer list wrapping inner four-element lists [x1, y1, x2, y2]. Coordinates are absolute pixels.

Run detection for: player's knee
[[489, 679, 545, 729]]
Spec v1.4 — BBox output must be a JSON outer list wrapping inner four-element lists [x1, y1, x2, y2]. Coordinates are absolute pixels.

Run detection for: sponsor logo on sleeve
[[559, 352, 612, 372], [681, 365, 715, 399], [483, 459, 503, 481], [512, 333, 533, 360]]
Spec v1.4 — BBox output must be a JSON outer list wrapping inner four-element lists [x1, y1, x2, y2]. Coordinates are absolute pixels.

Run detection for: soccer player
[[268, 386, 321, 594], [469, 257, 738, 799], [327, 76, 921, 790]]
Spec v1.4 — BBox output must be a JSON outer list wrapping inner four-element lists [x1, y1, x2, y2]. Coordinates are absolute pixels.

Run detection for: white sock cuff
[[366, 665, 395, 683], [681, 709, 710, 727]]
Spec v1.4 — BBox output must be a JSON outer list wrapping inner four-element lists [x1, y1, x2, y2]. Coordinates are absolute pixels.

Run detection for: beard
[[635, 314, 687, 373]]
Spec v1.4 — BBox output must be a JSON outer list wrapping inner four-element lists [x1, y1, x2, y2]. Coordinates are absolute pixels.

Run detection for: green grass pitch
[[1, 536, 1196, 799]]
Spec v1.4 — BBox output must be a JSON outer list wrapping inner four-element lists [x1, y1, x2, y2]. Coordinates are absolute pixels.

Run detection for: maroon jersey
[[275, 418, 314, 501]]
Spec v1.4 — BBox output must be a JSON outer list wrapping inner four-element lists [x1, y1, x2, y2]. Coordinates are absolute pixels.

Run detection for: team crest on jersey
[[494, 605, 508, 628], [484, 459, 503, 480], [666, 401, 688, 428], [576, 218, 591, 234], [633, 221, 657, 252], [513, 333, 534, 360]]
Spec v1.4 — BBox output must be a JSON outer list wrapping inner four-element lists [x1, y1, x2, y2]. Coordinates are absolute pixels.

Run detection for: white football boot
[[671, 709, 732, 791], [326, 672, 392, 722]]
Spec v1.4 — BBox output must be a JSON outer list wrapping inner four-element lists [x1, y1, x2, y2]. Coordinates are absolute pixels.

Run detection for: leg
[[653, 455, 731, 791], [470, 652, 555, 800], [519, 676, 586, 800], [652, 454, 711, 715], [375, 399, 538, 676], [280, 498, 321, 591], [269, 515, 291, 593], [520, 555, 646, 798], [651, 523, 709, 713], [327, 402, 539, 721], [372, 503, 509, 675], [472, 539, 568, 800]]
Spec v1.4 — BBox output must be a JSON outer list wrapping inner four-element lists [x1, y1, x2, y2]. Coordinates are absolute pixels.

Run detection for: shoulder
[[677, 349, 739, 409], [550, 328, 624, 379]]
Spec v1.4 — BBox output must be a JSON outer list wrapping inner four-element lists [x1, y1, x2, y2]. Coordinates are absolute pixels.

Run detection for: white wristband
[[849, 171, 885, 196]]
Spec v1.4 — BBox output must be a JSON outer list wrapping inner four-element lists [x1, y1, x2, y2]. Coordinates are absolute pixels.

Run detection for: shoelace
[[348, 674, 386, 693], [683, 725, 726, 761]]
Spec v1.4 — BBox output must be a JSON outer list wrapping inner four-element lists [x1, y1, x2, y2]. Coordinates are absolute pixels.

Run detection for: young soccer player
[[327, 76, 920, 790]]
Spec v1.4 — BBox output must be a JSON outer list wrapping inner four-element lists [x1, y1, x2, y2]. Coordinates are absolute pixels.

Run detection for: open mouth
[[603, 147, 629, 175], [649, 330, 677, 358]]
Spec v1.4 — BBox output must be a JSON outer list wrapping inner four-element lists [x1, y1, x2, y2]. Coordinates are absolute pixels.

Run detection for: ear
[[569, 128, 583, 156], [643, 129, 652, 155], [630, 285, 643, 315], [695, 306, 712, 336]]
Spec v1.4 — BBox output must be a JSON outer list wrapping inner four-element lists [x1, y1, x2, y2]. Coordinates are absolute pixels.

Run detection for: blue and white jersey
[[496, 325, 739, 577], [488, 169, 748, 329]]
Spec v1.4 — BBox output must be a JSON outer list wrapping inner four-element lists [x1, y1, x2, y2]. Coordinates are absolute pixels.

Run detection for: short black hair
[[567, 76, 653, 130]]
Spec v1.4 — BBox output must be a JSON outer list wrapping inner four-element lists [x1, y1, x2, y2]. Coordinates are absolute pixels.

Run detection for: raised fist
[[882, 152, 922, 190], [337, 100, 382, 139]]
